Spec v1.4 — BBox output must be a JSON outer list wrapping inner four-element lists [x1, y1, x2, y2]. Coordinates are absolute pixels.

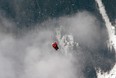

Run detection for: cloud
[[0, 11, 115, 78]]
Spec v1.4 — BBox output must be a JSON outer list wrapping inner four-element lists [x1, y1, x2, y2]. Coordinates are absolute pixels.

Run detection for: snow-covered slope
[[95, 0, 116, 78]]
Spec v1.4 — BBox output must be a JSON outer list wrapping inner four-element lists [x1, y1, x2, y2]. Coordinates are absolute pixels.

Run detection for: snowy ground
[[95, 0, 116, 78]]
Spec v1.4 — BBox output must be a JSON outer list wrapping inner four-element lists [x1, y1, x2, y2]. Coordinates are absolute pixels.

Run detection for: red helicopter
[[52, 42, 59, 50]]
